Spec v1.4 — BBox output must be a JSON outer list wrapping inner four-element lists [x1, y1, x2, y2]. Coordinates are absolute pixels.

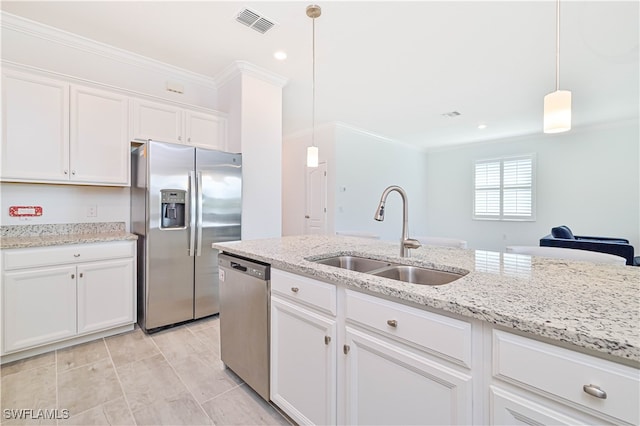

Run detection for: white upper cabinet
[[131, 98, 227, 150], [131, 98, 182, 144], [1, 69, 130, 186], [70, 85, 129, 184], [184, 109, 226, 150], [1, 70, 70, 181]]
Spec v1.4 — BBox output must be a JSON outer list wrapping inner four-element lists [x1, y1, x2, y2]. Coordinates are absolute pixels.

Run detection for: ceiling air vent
[[236, 8, 276, 34]]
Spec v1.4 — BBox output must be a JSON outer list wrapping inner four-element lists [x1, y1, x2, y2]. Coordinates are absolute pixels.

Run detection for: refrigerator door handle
[[188, 171, 196, 256], [196, 171, 203, 256]]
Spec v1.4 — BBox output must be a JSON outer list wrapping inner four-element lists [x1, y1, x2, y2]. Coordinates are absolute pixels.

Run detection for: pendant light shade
[[306, 4, 321, 168], [543, 89, 572, 133], [543, 0, 571, 134], [307, 146, 319, 168]]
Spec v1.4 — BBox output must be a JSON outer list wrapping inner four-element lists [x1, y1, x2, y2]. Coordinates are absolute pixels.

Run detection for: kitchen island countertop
[[214, 235, 640, 364]]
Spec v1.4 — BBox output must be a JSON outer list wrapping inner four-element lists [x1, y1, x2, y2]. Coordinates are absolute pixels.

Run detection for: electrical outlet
[[87, 205, 98, 218]]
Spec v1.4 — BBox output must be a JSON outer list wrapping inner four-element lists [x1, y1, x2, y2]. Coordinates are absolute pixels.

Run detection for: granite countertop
[[0, 222, 137, 249], [214, 235, 640, 364]]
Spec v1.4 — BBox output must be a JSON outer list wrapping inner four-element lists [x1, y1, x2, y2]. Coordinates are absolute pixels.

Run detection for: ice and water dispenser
[[160, 189, 186, 229]]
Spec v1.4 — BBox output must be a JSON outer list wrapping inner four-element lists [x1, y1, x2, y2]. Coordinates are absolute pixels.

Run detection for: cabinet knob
[[583, 384, 607, 399], [387, 319, 398, 328], [64, 170, 68, 175], [71, 170, 76, 175], [79, 272, 84, 278], [291, 287, 299, 293], [324, 336, 331, 345], [304, 215, 310, 219], [188, 137, 191, 142], [74, 254, 81, 257], [178, 136, 182, 141], [343, 344, 350, 355], [71, 274, 75, 279]]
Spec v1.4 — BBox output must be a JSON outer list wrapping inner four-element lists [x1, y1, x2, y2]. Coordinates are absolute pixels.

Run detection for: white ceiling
[[1, 1, 638, 149]]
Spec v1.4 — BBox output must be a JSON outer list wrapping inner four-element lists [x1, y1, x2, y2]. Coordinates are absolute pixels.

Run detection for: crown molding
[[215, 60, 289, 89], [0, 11, 217, 90]]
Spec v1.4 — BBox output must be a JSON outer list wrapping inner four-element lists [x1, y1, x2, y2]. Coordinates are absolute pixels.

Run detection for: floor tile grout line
[[149, 327, 216, 425], [198, 381, 244, 406], [103, 337, 137, 426]]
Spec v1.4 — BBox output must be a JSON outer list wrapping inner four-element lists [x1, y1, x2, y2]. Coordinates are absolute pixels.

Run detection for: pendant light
[[306, 4, 321, 168], [543, 0, 571, 133]]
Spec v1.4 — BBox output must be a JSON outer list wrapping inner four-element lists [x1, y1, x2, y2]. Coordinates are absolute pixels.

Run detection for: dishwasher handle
[[230, 261, 247, 272]]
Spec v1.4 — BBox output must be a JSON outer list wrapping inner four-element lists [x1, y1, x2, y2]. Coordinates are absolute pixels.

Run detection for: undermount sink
[[370, 265, 467, 286], [314, 255, 392, 272], [313, 255, 467, 286]]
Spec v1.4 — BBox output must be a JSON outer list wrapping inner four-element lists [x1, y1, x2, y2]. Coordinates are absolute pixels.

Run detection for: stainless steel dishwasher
[[218, 252, 270, 401]]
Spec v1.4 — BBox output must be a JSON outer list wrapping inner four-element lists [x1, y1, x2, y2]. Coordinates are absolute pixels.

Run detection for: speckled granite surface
[[0, 222, 137, 248], [214, 235, 640, 364]]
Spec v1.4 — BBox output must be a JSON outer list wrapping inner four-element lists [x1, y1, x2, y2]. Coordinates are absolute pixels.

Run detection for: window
[[473, 155, 535, 220]]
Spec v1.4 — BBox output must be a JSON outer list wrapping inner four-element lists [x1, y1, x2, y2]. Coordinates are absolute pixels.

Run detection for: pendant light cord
[[555, 0, 560, 91], [311, 15, 316, 148]]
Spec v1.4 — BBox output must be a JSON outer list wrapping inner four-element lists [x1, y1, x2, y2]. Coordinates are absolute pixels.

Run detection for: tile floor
[[1, 316, 291, 426]]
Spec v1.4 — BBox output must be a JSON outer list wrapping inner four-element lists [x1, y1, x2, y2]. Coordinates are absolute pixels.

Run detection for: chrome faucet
[[374, 185, 421, 257]]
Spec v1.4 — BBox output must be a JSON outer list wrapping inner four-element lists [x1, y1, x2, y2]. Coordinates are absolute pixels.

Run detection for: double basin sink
[[313, 255, 467, 286]]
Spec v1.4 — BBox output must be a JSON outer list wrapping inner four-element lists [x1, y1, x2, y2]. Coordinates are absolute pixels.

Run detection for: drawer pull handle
[[583, 384, 607, 399], [387, 319, 398, 328], [74, 254, 81, 257], [291, 287, 299, 293]]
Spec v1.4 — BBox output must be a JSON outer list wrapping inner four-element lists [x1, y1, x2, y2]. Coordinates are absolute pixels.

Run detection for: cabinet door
[[2, 265, 77, 353], [131, 99, 182, 144], [271, 295, 337, 426], [490, 386, 587, 425], [1, 70, 70, 181], [184, 110, 226, 150], [344, 326, 472, 426], [77, 258, 135, 335], [70, 85, 130, 185]]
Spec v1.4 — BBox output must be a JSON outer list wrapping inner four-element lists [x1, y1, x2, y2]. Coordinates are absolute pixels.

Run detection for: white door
[[270, 295, 337, 425], [305, 162, 328, 235], [344, 326, 472, 425], [131, 99, 182, 144], [2, 265, 77, 353], [77, 258, 135, 335], [1, 70, 70, 181], [70, 85, 129, 185], [185, 110, 226, 150]]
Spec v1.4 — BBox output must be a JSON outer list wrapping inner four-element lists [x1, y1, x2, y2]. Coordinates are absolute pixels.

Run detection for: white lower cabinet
[[270, 295, 337, 425], [3, 265, 77, 352], [344, 326, 472, 425], [270, 268, 474, 425], [1, 241, 136, 356], [491, 329, 640, 425]]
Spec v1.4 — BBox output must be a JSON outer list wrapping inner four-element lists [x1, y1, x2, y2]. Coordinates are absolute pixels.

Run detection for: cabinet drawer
[[345, 290, 472, 368], [271, 269, 336, 316], [493, 330, 640, 425], [3, 241, 135, 270]]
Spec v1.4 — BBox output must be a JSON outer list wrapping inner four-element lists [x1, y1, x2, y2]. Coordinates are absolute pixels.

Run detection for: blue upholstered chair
[[540, 225, 639, 266]]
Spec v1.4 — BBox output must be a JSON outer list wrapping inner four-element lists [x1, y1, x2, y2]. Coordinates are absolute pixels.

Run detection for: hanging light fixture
[[543, 0, 571, 133], [306, 4, 321, 168]]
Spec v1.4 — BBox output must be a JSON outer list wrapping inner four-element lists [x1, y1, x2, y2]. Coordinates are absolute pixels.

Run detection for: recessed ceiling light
[[478, 124, 487, 129], [274, 51, 287, 60]]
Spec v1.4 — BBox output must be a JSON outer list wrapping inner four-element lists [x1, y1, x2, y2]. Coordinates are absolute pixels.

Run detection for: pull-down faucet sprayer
[[374, 185, 421, 257]]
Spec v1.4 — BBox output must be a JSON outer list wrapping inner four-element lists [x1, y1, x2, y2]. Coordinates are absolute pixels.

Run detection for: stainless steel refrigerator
[[131, 140, 242, 332]]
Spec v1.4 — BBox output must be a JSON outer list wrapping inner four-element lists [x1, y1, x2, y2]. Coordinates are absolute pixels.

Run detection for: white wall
[[282, 124, 336, 236], [334, 124, 429, 242], [0, 183, 130, 227], [216, 62, 286, 240], [282, 123, 429, 241], [424, 119, 640, 251]]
